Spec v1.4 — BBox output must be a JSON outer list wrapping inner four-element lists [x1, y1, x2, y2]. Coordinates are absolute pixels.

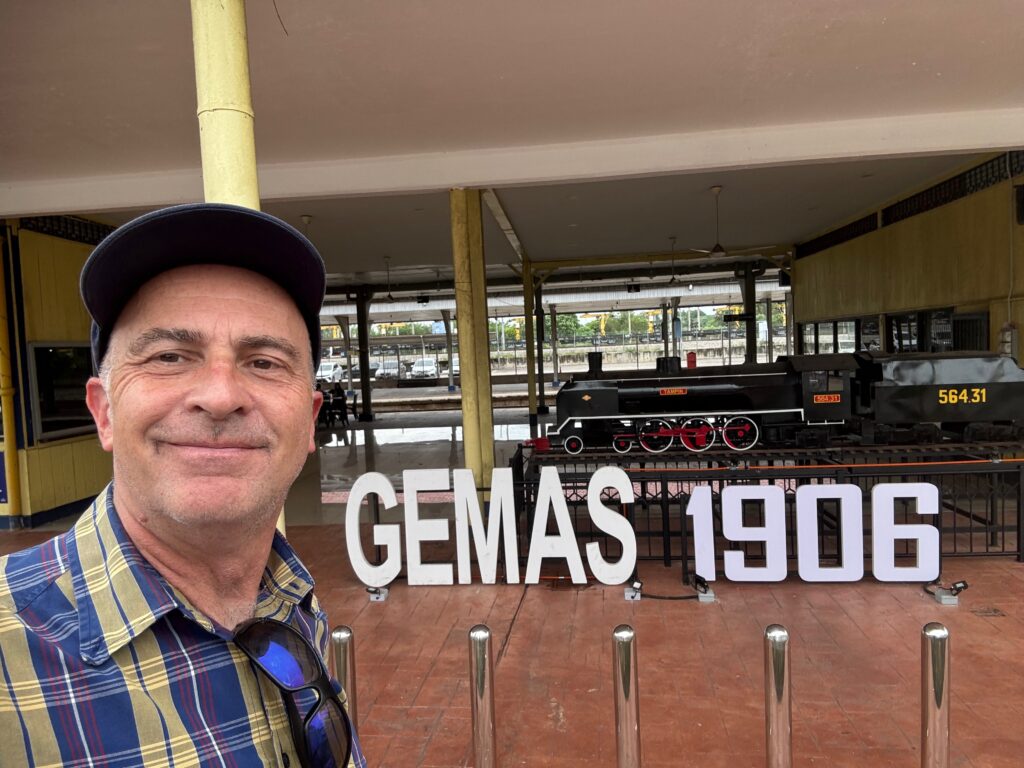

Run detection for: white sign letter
[[454, 468, 520, 584], [796, 484, 864, 582], [585, 466, 637, 585], [685, 486, 716, 581], [722, 485, 787, 582], [872, 483, 940, 582], [346, 472, 402, 588], [403, 469, 453, 585], [525, 466, 587, 584]]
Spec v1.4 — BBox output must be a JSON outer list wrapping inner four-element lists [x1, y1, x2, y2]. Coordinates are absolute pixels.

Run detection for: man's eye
[[157, 353, 182, 363], [252, 358, 277, 370]]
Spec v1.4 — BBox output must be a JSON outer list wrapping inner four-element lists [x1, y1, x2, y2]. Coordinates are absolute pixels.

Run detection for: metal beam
[[324, 258, 784, 302]]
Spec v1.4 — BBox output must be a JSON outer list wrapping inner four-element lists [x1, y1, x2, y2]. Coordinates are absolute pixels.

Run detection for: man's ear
[[308, 389, 324, 453], [86, 377, 114, 452]]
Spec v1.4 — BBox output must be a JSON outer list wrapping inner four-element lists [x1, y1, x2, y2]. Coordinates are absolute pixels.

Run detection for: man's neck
[[113, 493, 278, 631]]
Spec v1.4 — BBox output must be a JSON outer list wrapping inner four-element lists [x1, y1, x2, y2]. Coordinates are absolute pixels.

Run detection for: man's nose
[[185, 359, 253, 418]]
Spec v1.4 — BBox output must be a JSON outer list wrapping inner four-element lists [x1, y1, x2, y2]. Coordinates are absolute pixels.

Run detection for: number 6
[[871, 483, 940, 582]]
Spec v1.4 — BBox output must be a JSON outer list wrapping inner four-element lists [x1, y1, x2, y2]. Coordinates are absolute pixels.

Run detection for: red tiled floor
[[4, 524, 1023, 766]]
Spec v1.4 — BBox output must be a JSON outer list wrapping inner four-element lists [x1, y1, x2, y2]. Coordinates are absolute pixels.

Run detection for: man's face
[[86, 264, 322, 529]]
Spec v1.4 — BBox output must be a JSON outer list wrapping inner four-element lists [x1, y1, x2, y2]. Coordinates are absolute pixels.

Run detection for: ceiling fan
[[383, 255, 395, 301], [686, 185, 775, 259]]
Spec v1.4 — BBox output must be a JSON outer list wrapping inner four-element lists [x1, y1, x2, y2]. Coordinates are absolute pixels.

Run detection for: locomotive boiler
[[542, 352, 1024, 454]]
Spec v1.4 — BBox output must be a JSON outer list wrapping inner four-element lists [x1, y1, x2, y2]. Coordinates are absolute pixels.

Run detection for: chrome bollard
[[612, 624, 641, 768], [764, 624, 792, 768], [921, 623, 950, 768], [469, 624, 497, 768], [330, 626, 358, 731]]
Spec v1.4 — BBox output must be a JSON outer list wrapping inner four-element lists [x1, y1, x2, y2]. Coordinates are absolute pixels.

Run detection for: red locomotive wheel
[[611, 435, 634, 454], [564, 435, 585, 455], [638, 418, 674, 453], [721, 416, 759, 451], [679, 417, 716, 452]]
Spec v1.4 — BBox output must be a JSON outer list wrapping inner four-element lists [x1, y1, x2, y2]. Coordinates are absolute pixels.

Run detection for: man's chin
[[159, 481, 284, 529]]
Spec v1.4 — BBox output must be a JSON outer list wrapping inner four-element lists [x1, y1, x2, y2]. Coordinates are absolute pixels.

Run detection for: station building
[[1, 3, 1023, 765]]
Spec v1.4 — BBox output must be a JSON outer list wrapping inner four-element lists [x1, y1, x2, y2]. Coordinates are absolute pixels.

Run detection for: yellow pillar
[[191, 0, 308, 534], [465, 191, 495, 481], [451, 189, 484, 483], [190, 0, 260, 209], [0, 224, 22, 519], [522, 257, 538, 422]]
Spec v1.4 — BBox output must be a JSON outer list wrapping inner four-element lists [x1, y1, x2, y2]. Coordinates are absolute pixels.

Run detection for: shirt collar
[[70, 485, 316, 665]]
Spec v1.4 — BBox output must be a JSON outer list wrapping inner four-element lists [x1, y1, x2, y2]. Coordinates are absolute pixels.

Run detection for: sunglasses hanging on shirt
[[234, 617, 353, 768]]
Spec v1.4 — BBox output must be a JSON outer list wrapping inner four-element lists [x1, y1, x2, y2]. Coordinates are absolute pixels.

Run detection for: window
[[801, 324, 815, 354], [30, 344, 95, 440], [837, 321, 856, 353], [818, 322, 835, 353], [859, 317, 881, 352], [953, 313, 989, 351], [926, 309, 953, 352], [889, 313, 919, 353]]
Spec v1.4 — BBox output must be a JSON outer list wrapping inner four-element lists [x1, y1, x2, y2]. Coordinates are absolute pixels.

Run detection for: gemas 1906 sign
[[345, 467, 940, 588]]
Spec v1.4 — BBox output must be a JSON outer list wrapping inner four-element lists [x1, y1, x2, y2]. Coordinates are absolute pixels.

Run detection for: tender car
[[410, 358, 439, 378], [376, 361, 402, 380], [316, 361, 344, 383]]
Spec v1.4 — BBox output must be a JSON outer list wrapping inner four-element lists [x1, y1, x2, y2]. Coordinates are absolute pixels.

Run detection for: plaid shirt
[[0, 486, 366, 768]]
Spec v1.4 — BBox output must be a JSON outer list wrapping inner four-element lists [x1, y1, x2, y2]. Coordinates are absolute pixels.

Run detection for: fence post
[[469, 624, 497, 768], [612, 625, 641, 767], [1017, 465, 1024, 563], [921, 623, 950, 768], [764, 624, 792, 768], [330, 626, 358, 731]]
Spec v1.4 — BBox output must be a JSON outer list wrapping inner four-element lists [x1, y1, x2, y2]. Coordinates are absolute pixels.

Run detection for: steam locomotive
[[541, 352, 1024, 454]]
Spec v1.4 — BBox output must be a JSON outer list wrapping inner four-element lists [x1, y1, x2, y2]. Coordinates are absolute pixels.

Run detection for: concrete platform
[[3, 404, 1022, 766], [2, 524, 1021, 767]]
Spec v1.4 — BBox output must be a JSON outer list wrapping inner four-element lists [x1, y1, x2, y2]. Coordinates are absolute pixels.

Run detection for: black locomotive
[[541, 352, 1024, 454]]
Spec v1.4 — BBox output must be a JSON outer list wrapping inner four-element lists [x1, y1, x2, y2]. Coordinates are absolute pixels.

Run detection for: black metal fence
[[510, 442, 1024, 582]]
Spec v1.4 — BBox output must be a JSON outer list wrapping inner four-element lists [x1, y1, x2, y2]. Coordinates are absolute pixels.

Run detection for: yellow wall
[[15, 437, 112, 517], [19, 229, 93, 343], [794, 180, 1024, 348], [0, 228, 110, 520]]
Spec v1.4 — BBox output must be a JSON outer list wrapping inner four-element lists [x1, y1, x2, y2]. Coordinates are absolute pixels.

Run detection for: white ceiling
[[1, 1, 1020, 300]]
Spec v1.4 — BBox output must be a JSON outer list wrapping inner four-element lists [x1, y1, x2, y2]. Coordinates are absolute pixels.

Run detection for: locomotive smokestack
[[588, 352, 604, 376]]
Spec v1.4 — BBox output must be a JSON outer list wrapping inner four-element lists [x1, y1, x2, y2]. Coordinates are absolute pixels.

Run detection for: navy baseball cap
[[81, 203, 326, 371]]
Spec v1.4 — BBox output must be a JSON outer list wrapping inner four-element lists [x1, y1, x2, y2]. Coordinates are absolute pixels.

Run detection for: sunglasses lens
[[306, 697, 352, 768], [235, 621, 321, 689]]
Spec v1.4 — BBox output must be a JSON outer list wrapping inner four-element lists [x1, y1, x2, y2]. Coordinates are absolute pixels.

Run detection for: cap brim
[[81, 203, 325, 368]]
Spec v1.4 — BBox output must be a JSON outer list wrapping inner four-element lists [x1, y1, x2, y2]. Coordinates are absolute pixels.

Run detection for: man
[[0, 204, 366, 767]]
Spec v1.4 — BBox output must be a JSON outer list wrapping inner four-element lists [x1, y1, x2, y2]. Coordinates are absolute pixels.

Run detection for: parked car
[[316, 361, 344, 383], [376, 361, 402, 380], [410, 358, 439, 378], [350, 361, 380, 378]]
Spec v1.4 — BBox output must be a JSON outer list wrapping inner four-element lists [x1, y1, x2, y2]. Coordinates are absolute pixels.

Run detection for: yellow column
[[190, 0, 260, 209], [0, 224, 22, 519], [191, 0, 307, 533], [522, 257, 538, 423], [451, 189, 484, 483], [465, 191, 495, 481]]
